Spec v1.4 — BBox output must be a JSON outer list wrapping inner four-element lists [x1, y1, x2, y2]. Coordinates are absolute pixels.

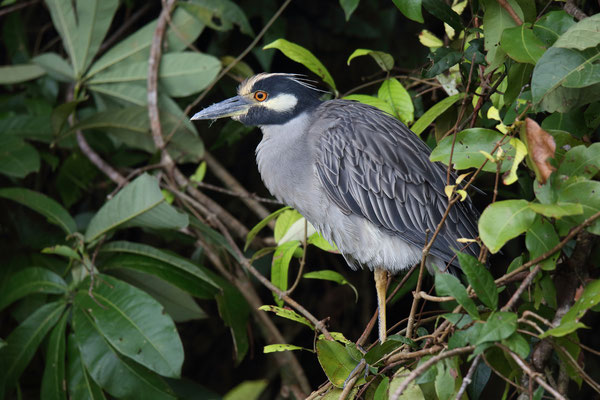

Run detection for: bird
[[191, 72, 480, 343]]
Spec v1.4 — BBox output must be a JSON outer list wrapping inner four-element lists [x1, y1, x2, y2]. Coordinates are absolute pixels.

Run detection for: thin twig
[[0, 0, 39, 17], [455, 354, 482, 400], [192, 179, 282, 205], [497, 0, 523, 25], [284, 220, 308, 296], [501, 265, 541, 311]]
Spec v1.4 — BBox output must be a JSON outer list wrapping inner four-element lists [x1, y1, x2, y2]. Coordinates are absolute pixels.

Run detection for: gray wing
[[312, 100, 480, 266]]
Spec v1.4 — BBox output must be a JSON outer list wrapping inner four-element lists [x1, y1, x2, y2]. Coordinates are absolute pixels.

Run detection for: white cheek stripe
[[262, 93, 298, 112]]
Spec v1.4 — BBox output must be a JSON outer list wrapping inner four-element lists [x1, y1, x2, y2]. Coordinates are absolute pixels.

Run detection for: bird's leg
[[374, 269, 388, 343]]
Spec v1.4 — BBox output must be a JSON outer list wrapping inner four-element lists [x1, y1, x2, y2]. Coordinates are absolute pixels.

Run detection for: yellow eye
[[254, 91, 268, 102]]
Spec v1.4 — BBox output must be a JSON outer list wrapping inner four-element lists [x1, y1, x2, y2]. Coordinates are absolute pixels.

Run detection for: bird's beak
[[191, 95, 251, 121]]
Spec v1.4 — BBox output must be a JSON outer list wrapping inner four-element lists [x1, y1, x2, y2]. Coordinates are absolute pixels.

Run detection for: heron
[[191, 73, 480, 343]]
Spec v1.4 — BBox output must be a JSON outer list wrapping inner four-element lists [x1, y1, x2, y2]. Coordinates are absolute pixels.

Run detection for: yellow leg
[[374, 269, 388, 343]]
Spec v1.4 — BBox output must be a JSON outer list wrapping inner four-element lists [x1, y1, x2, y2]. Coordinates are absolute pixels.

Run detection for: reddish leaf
[[526, 118, 556, 184]]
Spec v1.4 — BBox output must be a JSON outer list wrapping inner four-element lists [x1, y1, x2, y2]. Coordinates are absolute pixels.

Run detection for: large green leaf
[[411, 93, 464, 135], [422, 0, 462, 31], [500, 23, 547, 64], [429, 128, 514, 173], [245, 206, 291, 251], [99, 241, 219, 299], [557, 143, 600, 179], [435, 273, 480, 319], [0, 114, 53, 143], [0, 64, 45, 84], [32, 52, 75, 82], [303, 270, 358, 301], [525, 215, 559, 270], [344, 94, 395, 116], [556, 177, 600, 235], [88, 52, 220, 97], [533, 11, 575, 47], [481, 0, 523, 69], [0, 136, 40, 178], [0, 301, 66, 391], [474, 312, 517, 345], [392, 0, 423, 23], [0, 187, 77, 234], [347, 48, 394, 71], [85, 173, 188, 242], [378, 78, 414, 124], [316, 339, 361, 388], [478, 200, 536, 253], [74, 275, 184, 378], [271, 240, 301, 306], [456, 253, 497, 310], [72, 305, 176, 399], [554, 13, 600, 50], [67, 334, 106, 400], [41, 311, 69, 400], [0, 267, 67, 312], [263, 39, 336, 91], [44, 0, 119, 77], [87, 7, 205, 77]]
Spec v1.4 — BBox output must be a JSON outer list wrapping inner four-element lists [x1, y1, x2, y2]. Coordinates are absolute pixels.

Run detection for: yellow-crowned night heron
[[192, 73, 480, 342]]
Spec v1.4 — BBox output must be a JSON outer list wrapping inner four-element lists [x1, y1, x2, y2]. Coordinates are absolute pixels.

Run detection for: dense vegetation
[[1, 0, 599, 399]]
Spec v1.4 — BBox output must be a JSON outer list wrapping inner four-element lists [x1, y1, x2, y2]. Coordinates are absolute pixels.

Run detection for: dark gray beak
[[191, 95, 252, 120]]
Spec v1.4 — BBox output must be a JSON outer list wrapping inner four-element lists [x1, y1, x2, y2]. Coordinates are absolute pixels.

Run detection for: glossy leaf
[[528, 202, 583, 218], [562, 279, 600, 323], [303, 270, 358, 301], [41, 311, 69, 400], [0, 267, 67, 312], [430, 128, 514, 173], [307, 232, 338, 252], [422, 0, 462, 31], [456, 253, 498, 310], [263, 344, 309, 353], [540, 320, 587, 338], [0, 64, 45, 84], [558, 143, 600, 179], [245, 206, 291, 251], [500, 23, 546, 64], [557, 178, 600, 234], [0, 136, 40, 179], [0, 187, 76, 234], [274, 209, 303, 243], [474, 312, 517, 344], [347, 48, 394, 71], [533, 11, 576, 47], [66, 333, 106, 400], [435, 272, 480, 319], [316, 339, 361, 388], [74, 275, 184, 378], [392, 0, 423, 23], [263, 39, 336, 91], [271, 240, 301, 305], [411, 93, 464, 135], [525, 215, 560, 270], [99, 240, 219, 299], [258, 305, 313, 329], [1, 301, 65, 390], [378, 78, 414, 124], [478, 200, 536, 253], [85, 173, 188, 242], [344, 94, 395, 115], [554, 13, 600, 50], [424, 47, 461, 78], [72, 305, 176, 399]]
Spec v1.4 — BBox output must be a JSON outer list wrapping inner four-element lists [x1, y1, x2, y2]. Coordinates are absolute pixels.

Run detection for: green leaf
[[501, 332, 530, 359], [422, 0, 462, 32], [0, 187, 76, 234], [1, 301, 66, 390], [263, 344, 310, 353], [364, 335, 416, 365], [481, 0, 523, 70], [178, 0, 253, 36], [0, 267, 67, 312], [339, 0, 359, 21], [411, 93, 464, 135], [223, 380, 268, 400], [271, 240, 301, 305], [263, 39, 336, 91], [430, 128, 514, 173], [533, 11, 576, 47], [245, 206, 291, 251], [274, 209, 303, 243], [528, 202, 584, 218], [562, 279, 600, 323], [500, 23, 547, 64], [66, 333, 106, 400], [503, 138, 527, 185], [0, 135, 40, 178], [475, 312, 517, 345], [558, 143, 600, 179], [32, 52, 74, 82], [378, 78, 414, 124], [214, 278, 250, 364], [374, 376, 390, 400], [424, 47, 461, 78], [556, 178, 600, 235], [0, 64, 45, 84], [347, 48, 394, 71], [456, 253, 498, 310], [41, 311, 69, 400], [435, 273, 480, 319], [88, 52, 220, 97], [72, 306, 176, 399], [532, 47, 600, 112], [554, 13, 600, 50], [389, 367, 426, 399], [478, 199, 536, 253], [44, 0, 119, 77], [258, 305, 313, 329], [392, 0, 423, 23], [43, 244, 82, 260], [525, 215, 560, 270], [307, 232, 338, 252], [100, 241, 219, 298], [74, 275, 184, 378], [540, 320, 587, 338], [316, 339, 361, 388], [303, 270, 358, 301], [85, 173, 188, 242], [344, 94, 395, 115], [434, 360, 455, 400]]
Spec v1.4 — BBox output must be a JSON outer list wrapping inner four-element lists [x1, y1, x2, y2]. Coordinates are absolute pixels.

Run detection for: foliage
[[1, 0, 599, 399]]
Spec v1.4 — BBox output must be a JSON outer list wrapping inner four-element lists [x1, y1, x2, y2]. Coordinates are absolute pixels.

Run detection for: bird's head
[[191, 73, 323, 126]]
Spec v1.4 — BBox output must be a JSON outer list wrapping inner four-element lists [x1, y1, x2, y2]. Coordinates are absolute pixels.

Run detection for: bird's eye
[[254, 91, 268, 102]]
